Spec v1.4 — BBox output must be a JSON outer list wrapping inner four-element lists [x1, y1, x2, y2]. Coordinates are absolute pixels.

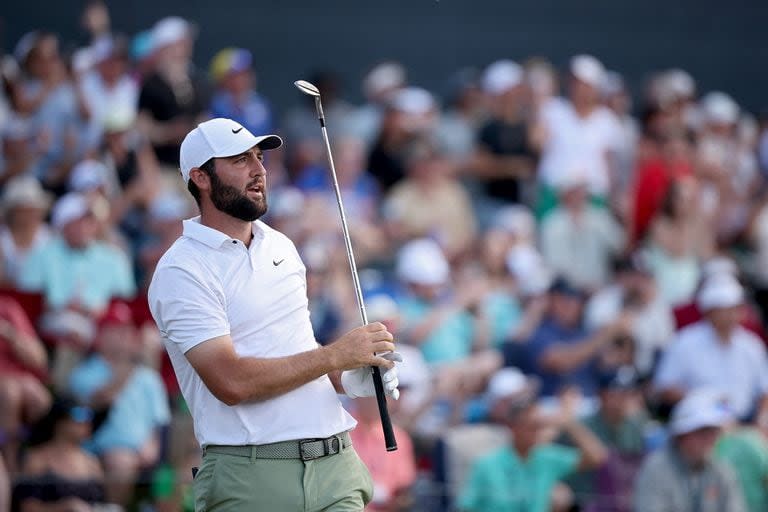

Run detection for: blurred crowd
[[2, 2, 768, 511]]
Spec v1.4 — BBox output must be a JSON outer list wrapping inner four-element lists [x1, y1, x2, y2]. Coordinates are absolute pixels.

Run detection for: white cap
[[494, 205, 535, 239], [701, 256, 738, 279], [506, 245, 553, 296], [1, 176, 52, 213], [487, 368, 527, 400], [570, 54, 606, 87], [669, 389, 732, 436], [69, 159, 109, 192], [149, 192, 188, 221], [363, 62, 406, 99], [151, 16, 193, 49], [389, 87, 436, 115], [482, 60, 523, 94], [553, 164, 590, 190], [52, 193, 91, 229], [365, 294, 399, 322], [697, 274, 744, 311], [666, 68, 696, 99], [396, 238, 450, 286], [701, 91, 739, 125], [179, 118, 282, 184]]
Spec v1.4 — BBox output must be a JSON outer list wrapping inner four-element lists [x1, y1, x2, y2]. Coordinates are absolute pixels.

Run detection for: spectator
[[351, 61, 407, 148], [0, 115, 46, 186], [532, 55, 623, 215], [0, 176, 52, 286], [11, 32, 89, 193], [14, 398, 107, 511], [633, 390, 746, 512], [458, 372, 608, 512], [209, 47, 273, 137], [68, 302, 170, 506], [585, 253, 674, 376], [468, 60, 536, 222], [435, 67, 485, 164], [395, 238, 500, 401], [18, 193, 136, 345], [654, 273, 768, 422], [715, 425, 768, 512], [644, 175, 710, 306], [540, 171, 625, 292], [384, 140, 477, 260], [350, 396, 418, 512], [600, 71, 639, 200], [518, 277, 632, 398], [79, 35, 138, 149], [368, 87, 437, 192], [138, 17, 210, 170], [0, 295, 51, 472], [574, 366, 648, 512]]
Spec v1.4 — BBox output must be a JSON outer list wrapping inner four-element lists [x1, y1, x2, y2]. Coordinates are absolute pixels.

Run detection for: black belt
[[203, 431, 351, 461]]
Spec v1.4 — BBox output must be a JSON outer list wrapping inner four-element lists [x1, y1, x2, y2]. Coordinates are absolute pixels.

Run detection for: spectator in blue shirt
[[515, 277, 632, 397], [209, 48, 273, 138]]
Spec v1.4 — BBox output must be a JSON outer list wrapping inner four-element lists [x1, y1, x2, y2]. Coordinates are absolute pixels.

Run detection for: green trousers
[[193, 443, 373, 511]]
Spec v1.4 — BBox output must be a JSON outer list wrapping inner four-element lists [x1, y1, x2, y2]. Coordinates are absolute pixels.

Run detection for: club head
[[294, 80, 321, 97]]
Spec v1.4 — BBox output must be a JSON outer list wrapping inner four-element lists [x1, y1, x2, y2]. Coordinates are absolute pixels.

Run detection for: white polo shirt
[[654, 320, 768, 419], [148, 217, 356, 447]]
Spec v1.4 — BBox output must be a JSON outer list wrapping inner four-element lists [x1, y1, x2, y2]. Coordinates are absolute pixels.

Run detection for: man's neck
[[200, 209, 254, 246]]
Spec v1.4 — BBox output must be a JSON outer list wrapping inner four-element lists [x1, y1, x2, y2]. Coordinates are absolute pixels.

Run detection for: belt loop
[[249, 444, 258, 462]]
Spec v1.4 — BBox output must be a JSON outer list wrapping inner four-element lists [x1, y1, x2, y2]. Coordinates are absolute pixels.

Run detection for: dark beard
[[209, 171, 267, 221]]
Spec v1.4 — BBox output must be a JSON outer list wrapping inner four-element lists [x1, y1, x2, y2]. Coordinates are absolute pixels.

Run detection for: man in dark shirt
[[138, 17, 210, 167], [470, 60, 536, 207]]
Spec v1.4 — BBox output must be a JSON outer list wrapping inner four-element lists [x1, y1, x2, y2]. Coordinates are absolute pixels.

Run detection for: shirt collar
[[182, 216, 265, 249]]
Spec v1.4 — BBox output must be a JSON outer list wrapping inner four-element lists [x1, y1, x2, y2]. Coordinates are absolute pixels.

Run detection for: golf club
[[294, 79, 397, 452]]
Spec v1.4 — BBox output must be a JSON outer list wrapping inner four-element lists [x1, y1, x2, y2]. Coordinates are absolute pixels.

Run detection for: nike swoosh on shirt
[[232, 127, 243, 133], [273, 259, 285, 266]]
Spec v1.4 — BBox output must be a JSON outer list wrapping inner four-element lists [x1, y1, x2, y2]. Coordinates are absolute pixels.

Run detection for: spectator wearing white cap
[[634, 390, 746, 512], [18, 192, 136, 320], [539, 165, 625, 291], [395, 238, 501, 396], [654, 274, 768, 422], [532, 55, 624, 215], [367, 87, 437, 192], [138, 16, 210, 168], [468, 60, 537, 226], [79, 35, 138, 147], [349, 61, 407, 148], [383, 139, 477, 260], [459, 368, 607, 512], [0, 176, 51, 285]]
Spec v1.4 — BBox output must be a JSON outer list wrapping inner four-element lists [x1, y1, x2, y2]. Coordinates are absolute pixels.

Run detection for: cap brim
[[254, 134, 283, 151], [211, 134, 283, 160]]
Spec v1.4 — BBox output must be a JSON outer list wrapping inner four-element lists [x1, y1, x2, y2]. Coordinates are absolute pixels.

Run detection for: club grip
[[371, 365, 398, 451]]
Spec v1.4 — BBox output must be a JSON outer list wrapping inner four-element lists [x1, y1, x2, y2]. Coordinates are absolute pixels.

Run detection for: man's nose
[[249, 159, 267, 177]]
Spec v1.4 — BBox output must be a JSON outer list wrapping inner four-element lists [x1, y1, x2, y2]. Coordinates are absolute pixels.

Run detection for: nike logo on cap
[[273, 259, 285, 266], [232, 126, 243, 133]]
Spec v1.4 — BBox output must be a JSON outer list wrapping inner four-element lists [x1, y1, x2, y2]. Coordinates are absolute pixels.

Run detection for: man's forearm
[[540, 328, 614, 373], [563, 420, 608, 470]]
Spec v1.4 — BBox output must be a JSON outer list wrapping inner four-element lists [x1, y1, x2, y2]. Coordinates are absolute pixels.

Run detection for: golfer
[[148, 118, 401, 511]]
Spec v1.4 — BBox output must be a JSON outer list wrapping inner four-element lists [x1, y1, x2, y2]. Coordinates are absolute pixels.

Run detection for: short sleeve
[[148, 264, 230, 353]]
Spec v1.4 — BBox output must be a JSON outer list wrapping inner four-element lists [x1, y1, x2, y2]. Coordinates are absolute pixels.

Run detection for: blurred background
[[1, 1, 768, 511]]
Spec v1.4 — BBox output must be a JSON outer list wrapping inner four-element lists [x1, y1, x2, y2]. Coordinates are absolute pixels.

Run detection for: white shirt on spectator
[[654, 320, 768, 419], [537, 97, 623, 196], [585, 284, 675, 374], [80, 71, 138, 138], [148, 217, 356, 447], [539, 205, 625, 291]]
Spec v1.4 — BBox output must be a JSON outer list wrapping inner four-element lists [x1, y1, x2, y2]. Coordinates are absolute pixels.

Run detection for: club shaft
[[314, 97, 398, 451]]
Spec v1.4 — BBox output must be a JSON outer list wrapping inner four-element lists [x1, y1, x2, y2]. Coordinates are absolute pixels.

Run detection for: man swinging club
[[148, 117, 401, 511]]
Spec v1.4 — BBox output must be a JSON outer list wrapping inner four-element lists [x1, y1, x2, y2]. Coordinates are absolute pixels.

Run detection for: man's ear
[[189, 167, 211, 191]]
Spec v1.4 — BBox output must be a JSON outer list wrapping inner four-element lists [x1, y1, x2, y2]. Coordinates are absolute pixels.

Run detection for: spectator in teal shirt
[[19, 193, 136, 342], [459, 377, 608, 512]]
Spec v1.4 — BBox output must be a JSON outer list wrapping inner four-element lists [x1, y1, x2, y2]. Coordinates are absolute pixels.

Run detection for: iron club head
[[294, 80, 321, 97]]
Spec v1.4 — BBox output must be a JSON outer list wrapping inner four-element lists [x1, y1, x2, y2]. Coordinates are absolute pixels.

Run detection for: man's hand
[[341, 352, 403, 400], [326, 322, 397, 371]]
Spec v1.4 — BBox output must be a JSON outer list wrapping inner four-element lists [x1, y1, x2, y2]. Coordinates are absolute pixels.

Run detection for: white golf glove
[[341, 352, 403, 400]]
